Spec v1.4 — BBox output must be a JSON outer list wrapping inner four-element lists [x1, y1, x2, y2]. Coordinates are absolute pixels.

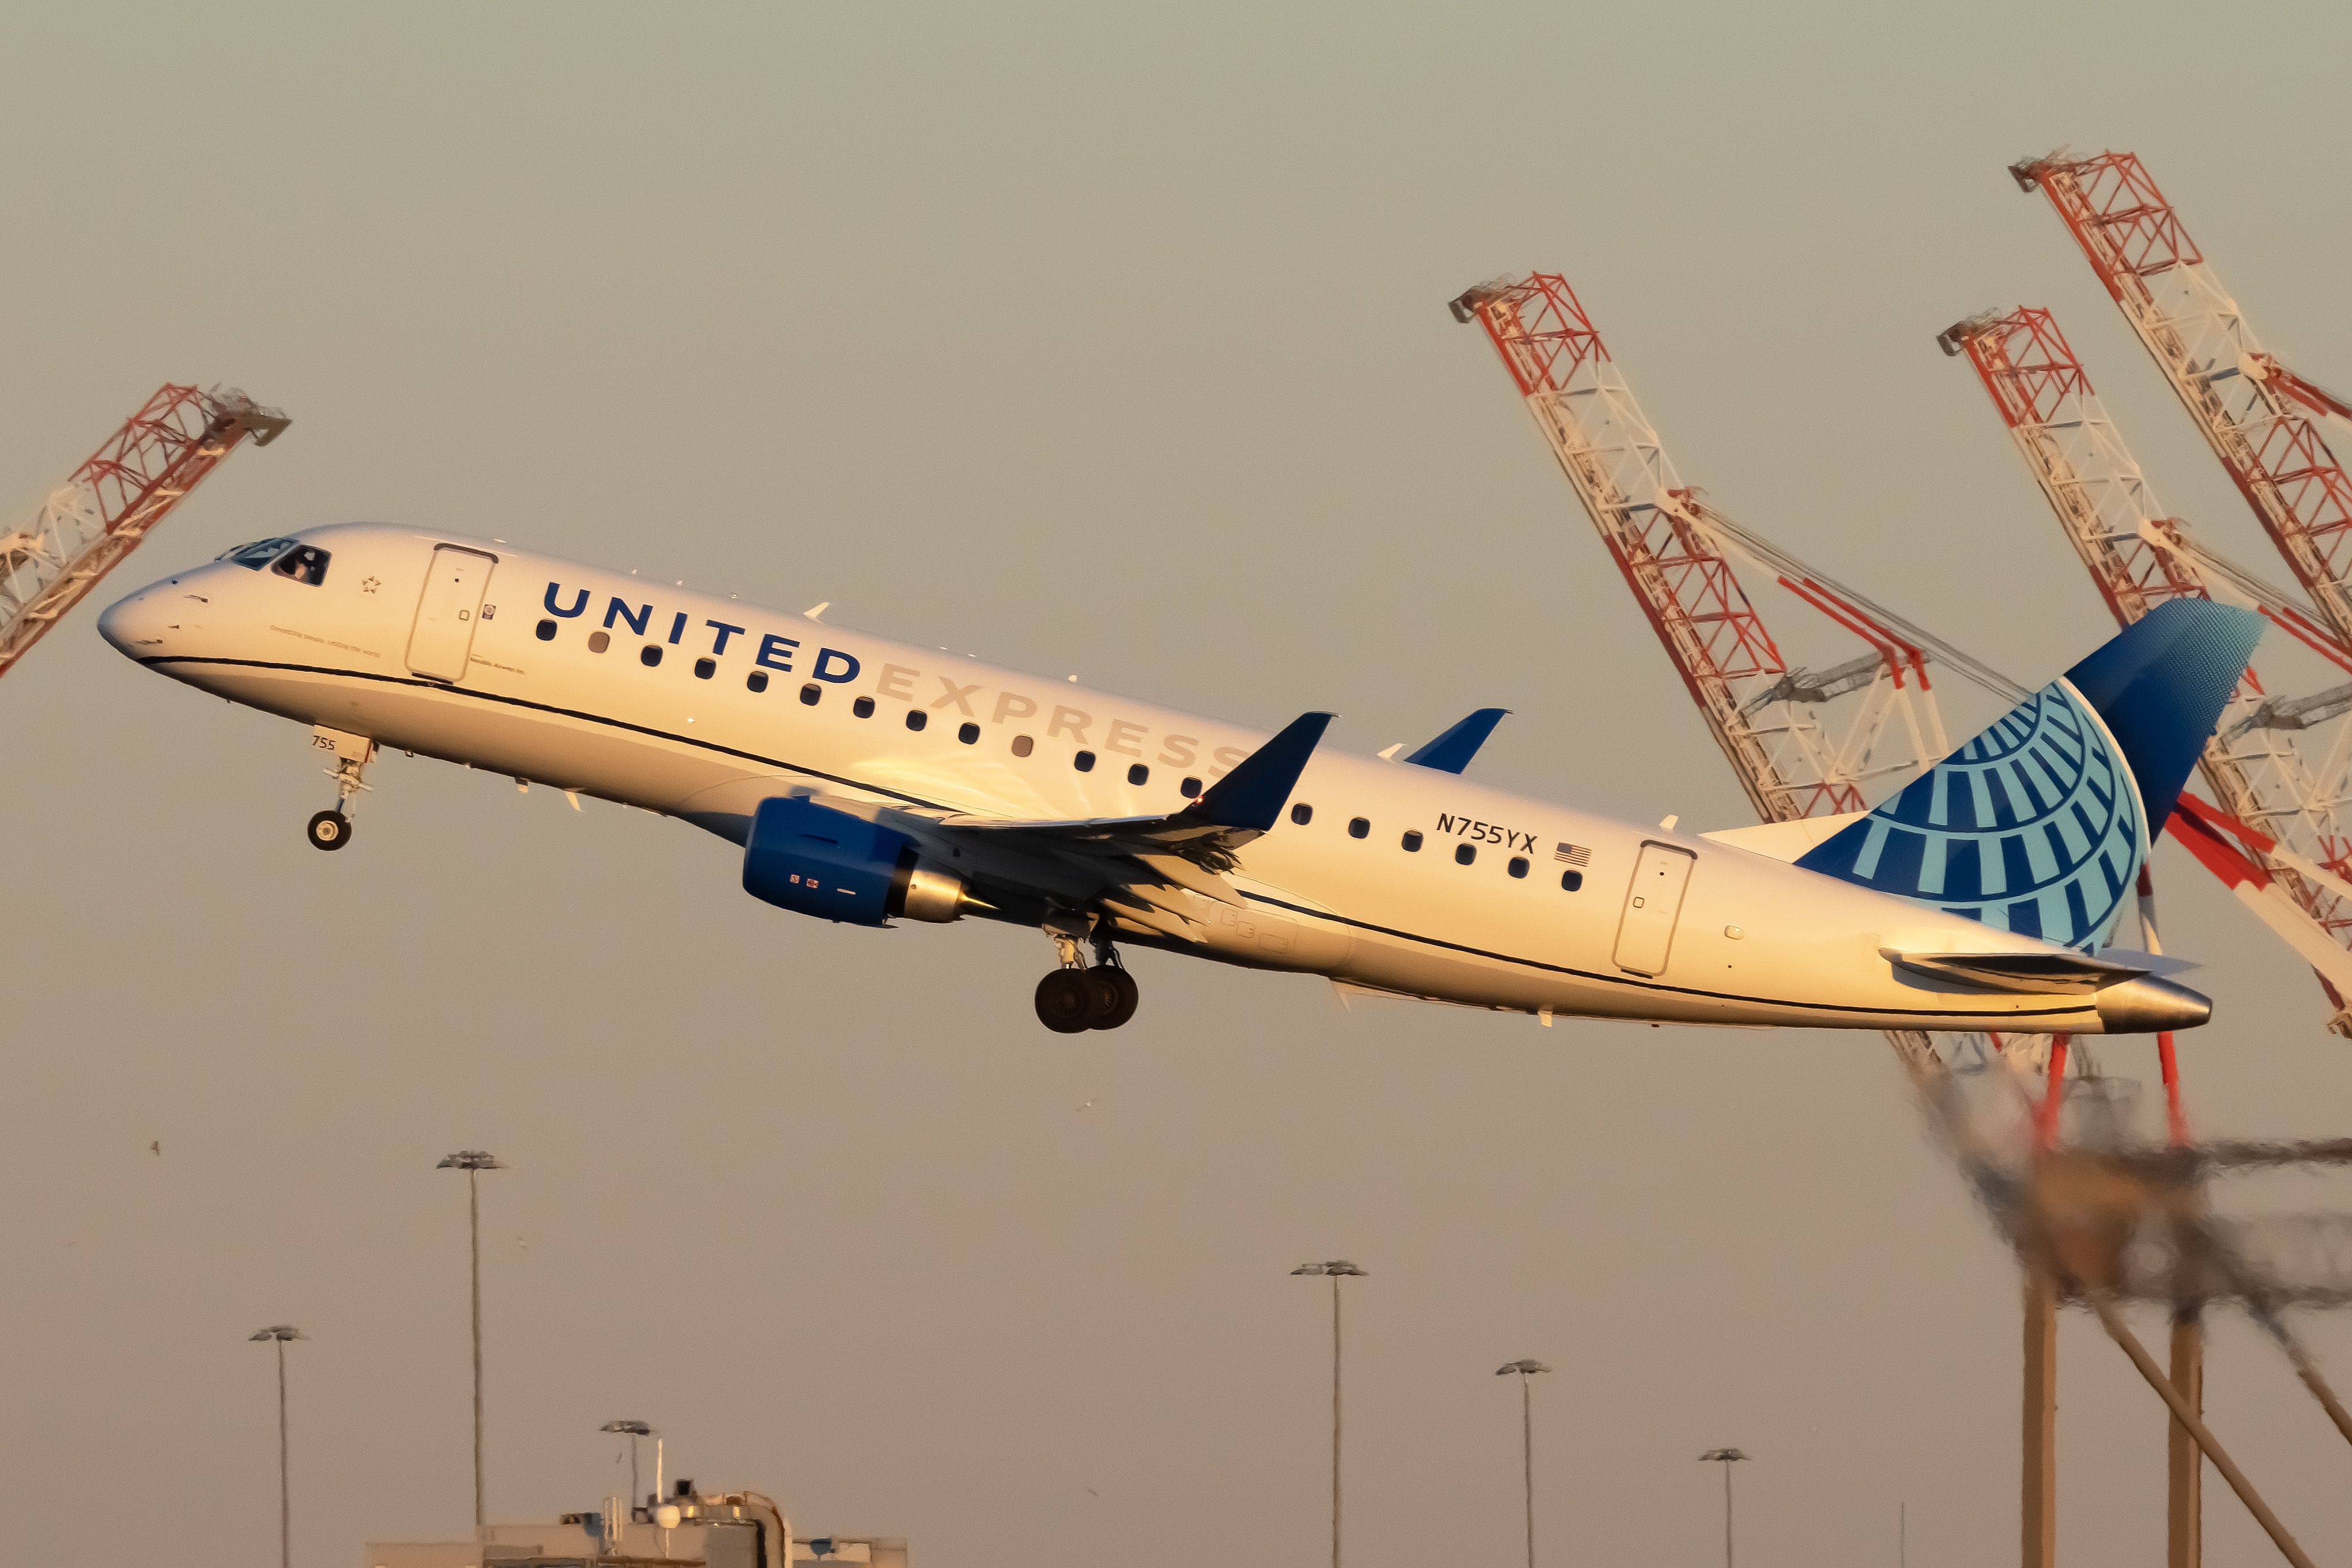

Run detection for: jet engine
[[741, 796, 972, 926]]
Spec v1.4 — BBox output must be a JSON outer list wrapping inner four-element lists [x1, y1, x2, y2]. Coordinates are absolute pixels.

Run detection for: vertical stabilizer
[[1795, 601, 2260, 948]]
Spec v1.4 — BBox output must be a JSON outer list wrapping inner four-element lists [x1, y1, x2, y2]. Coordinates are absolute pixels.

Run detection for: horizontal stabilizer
[[1405, 708, 1508, 774], [1880, 947, 2148, 995]]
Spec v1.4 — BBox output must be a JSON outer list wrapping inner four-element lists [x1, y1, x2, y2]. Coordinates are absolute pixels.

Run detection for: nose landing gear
[[1034, 923, 1141, 1032], [307, 725, 376, 852]]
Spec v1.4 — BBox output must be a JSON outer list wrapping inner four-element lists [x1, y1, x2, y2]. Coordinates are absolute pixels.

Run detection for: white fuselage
[[100, 522, 2158, 1034]]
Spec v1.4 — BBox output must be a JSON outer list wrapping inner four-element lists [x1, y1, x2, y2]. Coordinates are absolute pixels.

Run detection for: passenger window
[[535, 620, 557, 641], [747, 672, 770, 693], [1012, 734, 1035, 757], [1074, 750, 1096, 772], [588, 631, 610, 653], [853, 696, 875, 719], [1127, 763, 1148, 785], [1456, 843, 1476, 865], [1291, 803, 1313, 826], [1348, 817, 1369, 839], [800, 683, 821, 706], [1402, 831, 1423, 852], [960, 722, 982, 744], [1180, 777, 1202, 798], [1561, 869, 1584, 892], [271, 545, 330, 585], [906, 709, 928, 732], [1509, 856, 1529, 879], [693, 658, 717, 680], [640, 646, 662, 668]]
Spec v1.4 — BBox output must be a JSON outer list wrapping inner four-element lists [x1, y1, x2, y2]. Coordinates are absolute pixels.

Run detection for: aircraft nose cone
[[97, 586, 167, 658], [2095, 974, 2212, 1033], [95, 593, 135, 655]]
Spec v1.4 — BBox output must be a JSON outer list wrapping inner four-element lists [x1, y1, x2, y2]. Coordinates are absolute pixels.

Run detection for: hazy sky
[[6, 3, 2352, 1565]]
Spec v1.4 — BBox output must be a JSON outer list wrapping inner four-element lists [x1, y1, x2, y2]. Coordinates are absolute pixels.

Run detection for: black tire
[[306, 810, 353, 851], [1088, 966, 1140, 1030], [1035, 970, 1095, 1034]]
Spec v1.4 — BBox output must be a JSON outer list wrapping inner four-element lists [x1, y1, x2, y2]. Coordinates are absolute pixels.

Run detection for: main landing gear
[[307, 726, 376, 853], [1035, 924, 1140, 1033]]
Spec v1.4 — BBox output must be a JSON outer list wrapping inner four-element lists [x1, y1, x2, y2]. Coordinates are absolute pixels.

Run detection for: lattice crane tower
[[0, 385, 289, 683], [1453, 272, 2027, 1076], [1448, 274, 2007, 827], [1941, 306, 2352, 1035], [2014, 151, 2352, 645]]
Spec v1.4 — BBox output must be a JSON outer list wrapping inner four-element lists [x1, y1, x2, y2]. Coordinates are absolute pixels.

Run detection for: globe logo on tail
[[1796, 598, 2265, 952]]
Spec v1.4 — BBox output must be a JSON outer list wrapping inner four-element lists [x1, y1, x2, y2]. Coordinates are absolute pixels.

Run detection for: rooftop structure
[[364, 1481, 906, 1568]]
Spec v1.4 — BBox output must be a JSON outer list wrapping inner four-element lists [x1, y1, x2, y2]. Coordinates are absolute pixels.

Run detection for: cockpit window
[[219, 537, 299, 569], [271, 545, 330, 586]]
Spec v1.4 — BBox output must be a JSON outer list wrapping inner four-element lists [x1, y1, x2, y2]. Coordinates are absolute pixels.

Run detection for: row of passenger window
[[538, 616, 1213, 790], [1308, 806, 1583, 890], [538, 614, 1584, 889]]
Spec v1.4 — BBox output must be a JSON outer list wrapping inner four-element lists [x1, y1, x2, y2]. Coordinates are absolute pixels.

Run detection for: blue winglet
[[1404, 708, 1509, 774], [1192, 712, 1335, 832]]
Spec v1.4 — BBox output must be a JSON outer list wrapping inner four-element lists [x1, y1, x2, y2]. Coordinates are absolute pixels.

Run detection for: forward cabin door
[[406, 545, 496, 683], [1614, 842, 1696, 976]]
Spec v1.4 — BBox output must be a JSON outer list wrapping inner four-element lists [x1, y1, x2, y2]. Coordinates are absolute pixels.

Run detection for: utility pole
[[1495, 1360, 1551, 1568], [602, 1420, 654, 1507], [250, 1325, 306, 1568], [1292, 1261, 1366, 1568], [439, 1150, 506, 1535], [1699, 1449, 1749, 1568]]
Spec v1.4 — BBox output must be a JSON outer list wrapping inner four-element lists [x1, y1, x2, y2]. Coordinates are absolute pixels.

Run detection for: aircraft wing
[[906, 711, 1335, 940], [935, 710, 1333, 872]]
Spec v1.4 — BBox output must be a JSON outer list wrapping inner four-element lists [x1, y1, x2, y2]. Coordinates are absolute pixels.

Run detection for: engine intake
[[742, 797, 970, 926]]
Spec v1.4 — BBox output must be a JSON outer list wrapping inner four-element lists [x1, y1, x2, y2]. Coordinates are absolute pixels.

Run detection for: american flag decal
[[1554, 842, 1590, 868]]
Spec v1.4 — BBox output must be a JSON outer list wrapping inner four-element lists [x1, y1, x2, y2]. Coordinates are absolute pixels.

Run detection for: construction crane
[[1450, 272, 2026, 1076], [1445, 274, 2022, 826], [2012, 150, 2352, 646], [0, 384, 289, 683], [1941, 306, 2352, 1038]]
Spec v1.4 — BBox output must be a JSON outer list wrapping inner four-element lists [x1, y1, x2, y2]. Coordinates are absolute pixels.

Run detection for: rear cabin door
[[406, 545, 496, 683], [1614, 841, 1696, 976]]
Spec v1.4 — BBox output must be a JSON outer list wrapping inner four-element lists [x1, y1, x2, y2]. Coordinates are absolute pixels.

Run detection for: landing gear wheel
[[1035, 970, 1096, 1034], [306, 809, 353, 851], [1087, 967, 1140, 1030]]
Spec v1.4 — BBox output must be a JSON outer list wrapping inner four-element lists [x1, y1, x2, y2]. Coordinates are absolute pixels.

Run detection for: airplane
[[96, 522, 2253, 1036]]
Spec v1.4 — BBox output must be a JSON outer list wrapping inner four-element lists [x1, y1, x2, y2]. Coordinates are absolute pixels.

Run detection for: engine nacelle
[[741, 796, 971, 926]]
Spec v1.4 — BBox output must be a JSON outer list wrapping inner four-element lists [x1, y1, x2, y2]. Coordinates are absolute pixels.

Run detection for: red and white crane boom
[[1940, 306, 2352, 1034], [2014, 150, 2352, 646], [0, 384, 288, 683], [1448, 274, 1988, 827], [1453, 272, 2016, 1075]]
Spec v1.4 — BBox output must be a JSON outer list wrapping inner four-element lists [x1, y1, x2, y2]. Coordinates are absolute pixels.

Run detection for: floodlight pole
[[439, 1151, 504, 1536], [1496, 1360, 1551, 1568], [250, 1326, 305, 1568], [602, 1421, 654, 1509], [1293, 1261, 1366, 1568], [1699, 1449, 1748, 1568]]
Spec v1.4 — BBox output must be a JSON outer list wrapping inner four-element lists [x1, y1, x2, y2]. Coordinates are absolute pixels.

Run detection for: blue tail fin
[[1794, 600, 2261, 949]]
